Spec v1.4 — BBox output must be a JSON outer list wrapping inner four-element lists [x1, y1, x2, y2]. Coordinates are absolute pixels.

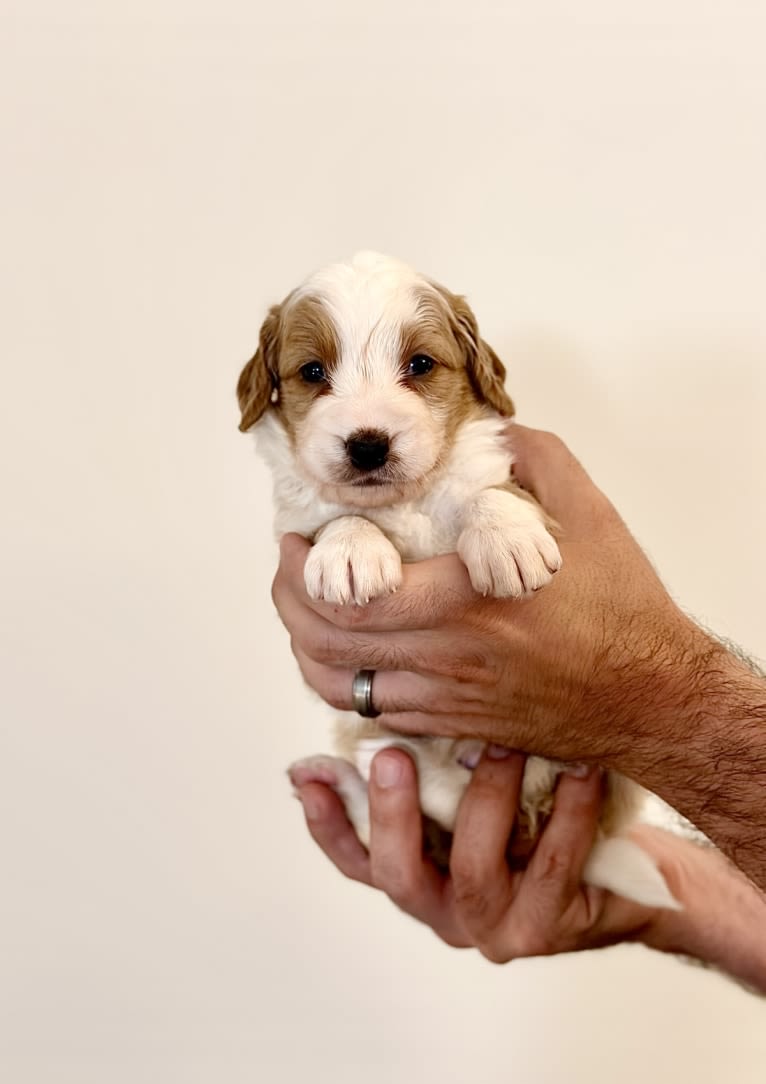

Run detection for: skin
[[273, 424, 766, 892], [291, 749, 766, 991]]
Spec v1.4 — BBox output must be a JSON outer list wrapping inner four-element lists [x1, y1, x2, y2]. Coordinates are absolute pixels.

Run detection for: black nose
[[346, 429, 390, 471]]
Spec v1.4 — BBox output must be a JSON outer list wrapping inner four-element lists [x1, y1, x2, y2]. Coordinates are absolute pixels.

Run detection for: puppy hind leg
[[583, 836, 682, 911]]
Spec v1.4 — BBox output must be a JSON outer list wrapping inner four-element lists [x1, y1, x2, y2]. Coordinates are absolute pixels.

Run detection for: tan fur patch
[[279, 295, 340, 380], [428, 282, 515, 417], [396, 291, 481, 443], [237, 294, 341, 439], [237, 304, 281, 432], [275, 295, 340, 442]]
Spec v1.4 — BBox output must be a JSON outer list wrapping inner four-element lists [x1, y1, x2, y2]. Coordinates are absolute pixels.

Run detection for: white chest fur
[[256, 412, 513, 560]]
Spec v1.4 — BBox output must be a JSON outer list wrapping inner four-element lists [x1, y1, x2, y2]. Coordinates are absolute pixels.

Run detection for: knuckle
[[453, 877, 482, 906], [538, 846, 573, 883], [518, 928, 553, 958], [439, 648, 490, 685], [467, 764, 510, 799], [566, 787, 602, 820], [390, 581, 438, 625], [370, 795, 408, 834], [535, 429, 570, 461], [451, 866, 487, 918], [372, 863, 419, 911], [438, 931, 468, 949], [455, 888, 490, 927], [375, 643, 408, 672], [478, 942, 513, 965], [500, 921, 551, 960], [390, 885, 421, 914], [330, 602, 371, 632], [304, 628, 341, 665]]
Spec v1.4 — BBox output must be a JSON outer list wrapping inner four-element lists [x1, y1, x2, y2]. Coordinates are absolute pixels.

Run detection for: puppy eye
[[407, 354, 435, 377], [299, 361, 327, 384]]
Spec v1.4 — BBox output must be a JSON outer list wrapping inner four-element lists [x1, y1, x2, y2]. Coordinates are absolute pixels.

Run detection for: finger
[[278, 534, 478, 633], [276, 532, 312, 587], [507, 424, 620, 540], [277, 595, 426, 675], [373, 709, 514, 744], [449, 749, 525, 939], [368, 750, 469, 945], [368, 750, 442, 908], [275, 564, 449, 673], [295, 782, 373, 885], [292, 646, 486, 715], [516, 766, 604, 922]]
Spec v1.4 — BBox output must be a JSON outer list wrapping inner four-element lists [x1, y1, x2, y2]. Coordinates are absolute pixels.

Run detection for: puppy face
[[237, 252, 514, 507]]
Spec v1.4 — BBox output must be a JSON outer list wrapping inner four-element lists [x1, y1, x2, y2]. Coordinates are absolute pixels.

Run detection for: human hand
[[291, 748, 766, 989], [272, 424, 714, 772], [290, 747, 659, 960]]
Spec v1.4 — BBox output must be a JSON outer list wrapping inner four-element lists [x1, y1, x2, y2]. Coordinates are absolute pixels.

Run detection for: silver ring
[[352, 669, 380, 718]]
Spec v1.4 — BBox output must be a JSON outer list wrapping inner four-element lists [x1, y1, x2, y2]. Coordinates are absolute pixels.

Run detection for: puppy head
[[237, 252, 514, 507]]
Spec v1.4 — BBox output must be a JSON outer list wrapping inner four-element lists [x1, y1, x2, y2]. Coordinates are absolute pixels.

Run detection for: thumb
[[507, 424, 621, 539]]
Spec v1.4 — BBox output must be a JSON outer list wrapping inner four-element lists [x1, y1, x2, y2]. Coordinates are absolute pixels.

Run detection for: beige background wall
[[2, 3, 764, 1082]]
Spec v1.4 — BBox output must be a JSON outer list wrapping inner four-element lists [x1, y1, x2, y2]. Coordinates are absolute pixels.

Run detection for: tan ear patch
[[433, 284, 515, 417], [237, 304, 281, 432], [470, 335, 515, 418]]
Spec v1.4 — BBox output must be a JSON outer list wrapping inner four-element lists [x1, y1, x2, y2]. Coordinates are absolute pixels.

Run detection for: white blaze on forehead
[[290, 251, 434, 395]]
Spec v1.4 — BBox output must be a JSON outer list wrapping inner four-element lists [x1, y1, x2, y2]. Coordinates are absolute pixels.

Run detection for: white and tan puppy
[[238, 251, 680, 910]]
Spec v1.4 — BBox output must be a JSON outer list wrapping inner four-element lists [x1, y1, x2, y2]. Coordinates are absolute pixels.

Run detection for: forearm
[[617, 624, 766, 891], [634, 826, 766, 994]]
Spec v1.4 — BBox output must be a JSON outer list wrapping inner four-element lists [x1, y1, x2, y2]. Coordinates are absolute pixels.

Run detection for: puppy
[[238, 251, 680, 910]]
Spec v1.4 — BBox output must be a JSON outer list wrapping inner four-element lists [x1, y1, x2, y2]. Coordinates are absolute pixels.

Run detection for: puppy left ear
[[439, 287, 515, 417], [237, 304, 281, 432]]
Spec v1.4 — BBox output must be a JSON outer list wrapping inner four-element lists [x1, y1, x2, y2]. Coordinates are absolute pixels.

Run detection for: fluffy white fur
[[243, 251, 681, 911]]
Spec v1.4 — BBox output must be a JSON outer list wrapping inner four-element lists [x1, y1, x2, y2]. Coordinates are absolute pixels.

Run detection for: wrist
[[632, 827, 766, 993], [612, 620, 766, 887], [593, 607, 719, 776]]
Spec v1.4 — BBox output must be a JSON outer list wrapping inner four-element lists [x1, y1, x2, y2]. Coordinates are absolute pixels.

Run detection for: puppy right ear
[[237, 304, 281, 432], [434, 285, 515, 417]]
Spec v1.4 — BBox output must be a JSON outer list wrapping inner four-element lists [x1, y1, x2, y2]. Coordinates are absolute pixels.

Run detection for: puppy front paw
[[303, 518, 403, 605], [458, 493, 561, 599]]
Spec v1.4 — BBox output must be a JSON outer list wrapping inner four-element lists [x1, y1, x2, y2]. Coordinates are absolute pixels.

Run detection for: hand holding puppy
[[291, 747, 766, 992], [274, 424, 766, 893]]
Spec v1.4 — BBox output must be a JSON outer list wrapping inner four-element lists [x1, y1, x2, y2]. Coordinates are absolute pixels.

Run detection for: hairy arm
[[625, 643, 766, 890]]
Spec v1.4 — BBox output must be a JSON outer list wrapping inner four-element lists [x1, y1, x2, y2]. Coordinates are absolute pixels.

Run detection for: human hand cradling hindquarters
[[290, 746, 766, 989], [273, 424, 766, 894]]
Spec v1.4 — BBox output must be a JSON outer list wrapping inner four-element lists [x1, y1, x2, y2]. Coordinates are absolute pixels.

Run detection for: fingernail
[[457, 747, 483, 770], [487, 744, 513, 760], [565, 763, 598, 779], [373, 754, 404, 788]]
